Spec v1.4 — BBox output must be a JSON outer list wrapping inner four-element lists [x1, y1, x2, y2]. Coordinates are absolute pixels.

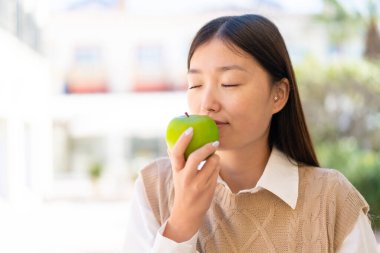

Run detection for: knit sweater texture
[[140, 156, 369, 253]]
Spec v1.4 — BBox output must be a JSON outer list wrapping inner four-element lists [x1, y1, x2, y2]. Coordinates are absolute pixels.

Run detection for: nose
[[200, 85, 221, 114]]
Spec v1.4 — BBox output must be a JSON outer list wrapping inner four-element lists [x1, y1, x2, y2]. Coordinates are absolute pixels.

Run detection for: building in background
[[0, 0, 42, 52], [0, 22, 51, 204]]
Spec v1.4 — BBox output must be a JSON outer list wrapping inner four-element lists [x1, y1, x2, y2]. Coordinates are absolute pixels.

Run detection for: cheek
[[186, 92, 199, 113], [231, 94, 272, 125]]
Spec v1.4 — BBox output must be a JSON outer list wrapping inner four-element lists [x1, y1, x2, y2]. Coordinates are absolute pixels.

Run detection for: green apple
[[166, 113, 219, 160]]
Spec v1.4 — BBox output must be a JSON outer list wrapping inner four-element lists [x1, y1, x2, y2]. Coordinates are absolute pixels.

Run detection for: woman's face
[[187, 38, 278, 151]]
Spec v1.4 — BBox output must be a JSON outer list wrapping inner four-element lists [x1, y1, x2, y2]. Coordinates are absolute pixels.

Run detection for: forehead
[[189, 38, 259, 71]]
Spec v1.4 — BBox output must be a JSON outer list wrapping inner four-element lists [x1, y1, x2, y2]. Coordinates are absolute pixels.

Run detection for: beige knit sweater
[[140, 157, 369, 253]]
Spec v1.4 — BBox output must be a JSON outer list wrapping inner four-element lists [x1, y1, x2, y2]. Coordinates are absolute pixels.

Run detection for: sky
[[48, 0, 324, 14], [27, 0, 380, 17]]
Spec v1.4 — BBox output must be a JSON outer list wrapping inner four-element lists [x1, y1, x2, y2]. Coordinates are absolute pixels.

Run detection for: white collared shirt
[[124, 149, 379, 253]]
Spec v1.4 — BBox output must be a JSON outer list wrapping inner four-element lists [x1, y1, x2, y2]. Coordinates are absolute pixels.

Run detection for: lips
[[213, 119, 229, 127]]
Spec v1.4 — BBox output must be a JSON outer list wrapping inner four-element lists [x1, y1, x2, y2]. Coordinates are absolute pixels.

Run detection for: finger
[[185, 141, 219, 177], [169, 127, 193, 171], [196, 154, 220, 185], [207, 164, 221, 187]]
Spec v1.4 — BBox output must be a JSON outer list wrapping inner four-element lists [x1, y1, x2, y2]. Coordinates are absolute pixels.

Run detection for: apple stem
[[185, 112, 189, 118]]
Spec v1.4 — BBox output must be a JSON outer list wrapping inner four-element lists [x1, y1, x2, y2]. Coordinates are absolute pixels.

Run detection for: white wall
[[0, 28, 52, 203]]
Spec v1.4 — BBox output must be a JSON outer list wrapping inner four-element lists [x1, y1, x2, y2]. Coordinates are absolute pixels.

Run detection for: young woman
[[125, 14, 378, 252]]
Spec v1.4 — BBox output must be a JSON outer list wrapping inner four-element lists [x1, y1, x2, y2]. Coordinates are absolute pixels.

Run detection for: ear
[[272, 78, 290, 114]]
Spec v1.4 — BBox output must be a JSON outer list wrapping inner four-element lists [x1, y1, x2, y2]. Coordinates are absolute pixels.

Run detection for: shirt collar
[[217, 147, 299, 209]]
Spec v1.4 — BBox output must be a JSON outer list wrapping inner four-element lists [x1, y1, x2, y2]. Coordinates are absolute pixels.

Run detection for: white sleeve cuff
[[152, 220, 199, 253]]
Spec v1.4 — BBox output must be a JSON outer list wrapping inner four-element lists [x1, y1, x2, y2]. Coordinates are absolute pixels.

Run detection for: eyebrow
[[188, 65, 248, 74]]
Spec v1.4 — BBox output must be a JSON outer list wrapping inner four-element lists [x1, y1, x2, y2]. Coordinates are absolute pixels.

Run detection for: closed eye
[[188, 85, 202, 89], [221, 84, 239, 88]]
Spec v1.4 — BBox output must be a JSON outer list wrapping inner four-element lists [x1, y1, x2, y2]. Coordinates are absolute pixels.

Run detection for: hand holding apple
[[164, 112, 221, 242], [166, 113, 219, 160]]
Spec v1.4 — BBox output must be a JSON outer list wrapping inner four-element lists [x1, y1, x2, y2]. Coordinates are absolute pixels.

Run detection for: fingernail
[[212, 141, 219, 147], [197, 160, 206, 171], [184, 127, 193, 135]]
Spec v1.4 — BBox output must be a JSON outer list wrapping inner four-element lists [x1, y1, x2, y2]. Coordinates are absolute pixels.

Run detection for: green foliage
[[296, 58, 380, 149], [88, 162, 103, 181], [314, 0, 364, 48], [315, 0, 380, 59], [295, 58, 380, 228]]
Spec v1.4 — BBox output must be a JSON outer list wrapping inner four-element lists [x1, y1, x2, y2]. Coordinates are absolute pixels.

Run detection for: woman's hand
[[164, 127, 220, 242]]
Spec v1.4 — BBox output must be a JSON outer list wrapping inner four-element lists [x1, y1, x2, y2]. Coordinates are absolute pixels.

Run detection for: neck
[[217, 143, 271, 193]]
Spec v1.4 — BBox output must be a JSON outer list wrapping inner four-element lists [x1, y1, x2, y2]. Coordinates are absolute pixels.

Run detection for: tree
[[316, 0, 380, 60], [364, 0, 380, 59]]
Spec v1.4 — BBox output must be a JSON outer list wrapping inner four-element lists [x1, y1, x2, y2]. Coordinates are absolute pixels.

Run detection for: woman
[[125, 14, 378, 252]]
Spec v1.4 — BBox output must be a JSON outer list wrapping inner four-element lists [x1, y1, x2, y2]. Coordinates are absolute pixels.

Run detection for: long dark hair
[[187, 14, 319, 167]]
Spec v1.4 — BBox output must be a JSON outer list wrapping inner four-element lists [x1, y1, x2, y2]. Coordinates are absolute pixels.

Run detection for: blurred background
[[0, 0, 379, 252]]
